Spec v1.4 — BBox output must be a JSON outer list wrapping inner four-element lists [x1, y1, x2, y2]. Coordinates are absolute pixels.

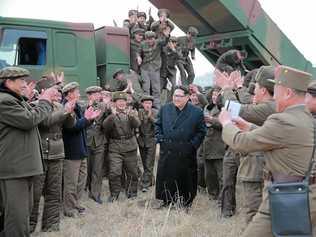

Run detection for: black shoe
[[76, 206, 86, 214], [222, 210, 234, 218], [107, 195, 118, 203]]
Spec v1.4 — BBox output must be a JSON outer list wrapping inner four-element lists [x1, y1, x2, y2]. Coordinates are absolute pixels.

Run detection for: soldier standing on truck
[[123, 9, 138, 34], [150, 9, 175, 40], [130, 28, 145, 74], [177, 26, 199, 86], [137, 30, 169, 109], [30, 75, 76, 233]]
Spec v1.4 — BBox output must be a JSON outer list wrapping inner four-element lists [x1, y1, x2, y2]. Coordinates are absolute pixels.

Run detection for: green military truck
[[1, 0, 315, 91], [0, 16, 130, 93]]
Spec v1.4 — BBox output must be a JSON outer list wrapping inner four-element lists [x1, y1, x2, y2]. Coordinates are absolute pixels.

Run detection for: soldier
[[160, 36, 180, 102], [102, 91, 141, 202], [219, 65, 316, 237], [130, 28, 145, 74], [137, 30, 169, 109], [85, 86, 111, 204], [0, 67, 56, 236], [137, 95, 157, 192], [30, 75, 76, 232], [177, 26, 199, 86], [123, 9, 138, 34], [218, 66, 276, 224], [108, 68, 128, 92], [203, 86, 226, 200], [137, 10, 154, 32], [215, 49, 248, 75], [213, 68, 250, 217], [150, 8, 175, 39], [62, 82, 100, 217]]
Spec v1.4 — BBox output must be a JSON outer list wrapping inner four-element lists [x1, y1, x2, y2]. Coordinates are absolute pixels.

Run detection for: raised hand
[[23, 81, 36, 99], [64, 101, 76, 114], [229, 70, 243, 88], [39, 87, 59, 103]]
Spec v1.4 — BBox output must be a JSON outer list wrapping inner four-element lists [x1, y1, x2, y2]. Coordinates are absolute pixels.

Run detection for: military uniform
[[130, 28, 145, 74], [137, 11, 154, 32], [102, 92, 141, 200], [138, 31, 168, 109], [222, 66, 316, 237], [150, 9, 175, 39], [123, 9, 138, 35], [235, 66, 276, 224], [177, 26, 199, 86], [219, 85, 252, 217], [215, 49, 247, 75], [137, 96, 157, 189], [85, 86, 110, 204], [108, 69, 128, 92], [203, 104, 226, 199], [160, 36, 181, 102], [0, 67, 53, 236]]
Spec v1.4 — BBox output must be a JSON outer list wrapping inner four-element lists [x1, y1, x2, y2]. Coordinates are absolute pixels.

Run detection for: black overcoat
[[155, 102, 206, 206]]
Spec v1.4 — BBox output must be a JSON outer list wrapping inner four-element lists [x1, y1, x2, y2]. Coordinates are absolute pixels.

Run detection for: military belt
[[263, 172, 316, 185], [110, 135, 134, 140]]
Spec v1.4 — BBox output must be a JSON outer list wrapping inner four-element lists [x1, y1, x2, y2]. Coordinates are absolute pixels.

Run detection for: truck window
[[0, 29, 47, 68]]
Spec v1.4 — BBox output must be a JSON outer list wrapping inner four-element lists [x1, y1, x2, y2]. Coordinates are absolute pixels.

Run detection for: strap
[[304, 119, 316, 181]]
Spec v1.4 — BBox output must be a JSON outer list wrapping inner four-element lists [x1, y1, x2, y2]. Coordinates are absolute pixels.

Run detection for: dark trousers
[[139, 144, 156, 188], [177, 58, 195, 86], [30, 159, 63, 232], [108, 150, 138, 198], [220, 149, 240, 216], [0, 177, 33, 237], [204, 159, 223, 199], [87, 147, 105, 200]]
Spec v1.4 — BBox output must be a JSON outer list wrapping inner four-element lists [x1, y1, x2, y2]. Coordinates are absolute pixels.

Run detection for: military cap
[[62, 81, 79, 94], [174, 85, 190, 95], [307, 80, 316, 96], [140, 95, 154, 102], [112, 91, 127, 101], [113, 68, 125, 79], [158, 9, 170, 18], [187, 26, 199, 36], [131, 27, 145, 35], [36, 75, 56, 91], [137, 11, 147, 19], [128, 9, 138, 17], [169, 36, 178, 42], [145, 31, 156, 39], [269, 65, 312, 92], [0, 66, 30, 80], [85, 86, 103, 94], [255, 66, 275, 94]]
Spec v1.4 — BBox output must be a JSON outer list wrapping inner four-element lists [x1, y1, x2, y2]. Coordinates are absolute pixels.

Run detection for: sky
[[0, 0, 316, 82]]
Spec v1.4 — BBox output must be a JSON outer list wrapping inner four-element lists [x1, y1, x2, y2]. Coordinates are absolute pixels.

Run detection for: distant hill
[[193, 72, 213, 88]]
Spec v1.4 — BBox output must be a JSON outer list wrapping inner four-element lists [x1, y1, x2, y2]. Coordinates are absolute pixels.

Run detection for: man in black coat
[[155, 85, 206, 208]]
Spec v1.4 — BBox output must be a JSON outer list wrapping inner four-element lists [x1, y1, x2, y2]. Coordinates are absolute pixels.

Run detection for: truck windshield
[[0, 29, 47, 68]]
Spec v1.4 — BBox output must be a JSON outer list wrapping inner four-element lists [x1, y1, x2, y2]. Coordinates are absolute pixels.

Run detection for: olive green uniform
[[137, 109, 157, 188], [86, 103, 111, 202], [177, 36, 196, 85], [0, 77, 52, 236], [203, 105, 226, 199], [30, 102, 75, 232], [102, 110, 140, 199], [138, 35, 168, 109]]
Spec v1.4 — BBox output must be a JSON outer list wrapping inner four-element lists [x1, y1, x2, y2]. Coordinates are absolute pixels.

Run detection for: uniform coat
[[155, 102, 206, 206], [222, 104, 316, 236]]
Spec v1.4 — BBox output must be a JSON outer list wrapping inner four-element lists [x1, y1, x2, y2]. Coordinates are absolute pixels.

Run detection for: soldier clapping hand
[[84, 106, 101, 120]]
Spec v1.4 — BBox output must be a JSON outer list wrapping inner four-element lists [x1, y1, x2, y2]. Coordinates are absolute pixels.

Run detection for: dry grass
[[32, 181, 245, 237]]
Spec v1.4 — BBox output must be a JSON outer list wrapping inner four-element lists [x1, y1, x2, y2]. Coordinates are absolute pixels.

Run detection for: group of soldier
[[123, 8, 199, 109], [0, 8, 316, 237]]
